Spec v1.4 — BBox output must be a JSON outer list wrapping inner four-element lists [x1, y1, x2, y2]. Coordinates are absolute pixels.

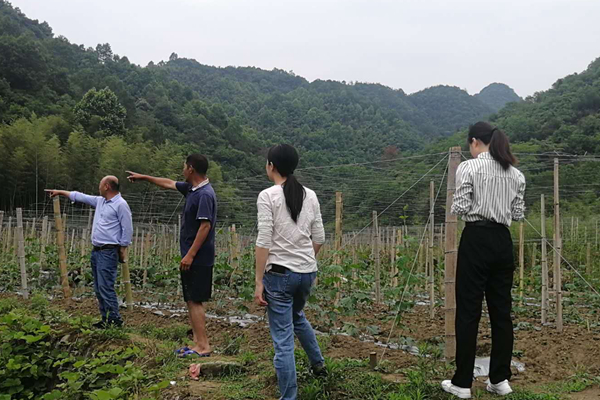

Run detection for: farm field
[[1, 203, 600, 399]]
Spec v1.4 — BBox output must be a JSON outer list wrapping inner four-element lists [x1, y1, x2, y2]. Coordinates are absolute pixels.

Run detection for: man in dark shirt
[[127, 154, 217, 357]]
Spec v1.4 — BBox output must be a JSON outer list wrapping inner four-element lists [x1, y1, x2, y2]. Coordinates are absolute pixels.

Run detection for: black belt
[[270, 264, 288, 274], [466, 220, 506, 228], [92, 244, 119, 252]]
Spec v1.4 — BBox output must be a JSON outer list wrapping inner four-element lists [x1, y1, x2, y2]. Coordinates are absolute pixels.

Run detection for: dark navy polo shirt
[[176, 181, 217, 267]]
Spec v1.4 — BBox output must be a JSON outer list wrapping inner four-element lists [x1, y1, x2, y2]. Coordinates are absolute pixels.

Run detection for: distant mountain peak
[[475, 83, 522, 112]]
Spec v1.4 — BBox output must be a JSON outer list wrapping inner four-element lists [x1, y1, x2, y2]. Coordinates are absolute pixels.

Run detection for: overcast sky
[[11, 0, 600, 97]]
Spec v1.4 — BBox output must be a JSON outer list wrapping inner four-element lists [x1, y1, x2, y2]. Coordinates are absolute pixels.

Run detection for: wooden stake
[[444, 147, 461, 360], [0, 211, 4, 242], [586, 242, 591, 276], [142, 231, 151, 287], [121, 247, 133, 310], [373, 211, 381, 304], [133, 227, 139, 259], [53, 197, 71, 298], [40, 216, 48, 270], [554, 158, 563, 332], [541, 195, 548, 325], [81, 229, 88, 257], [334, 192, 343, 304], [519, 222, 525, 306], [571, 217, 574, 242], [30, 218, 36, 239], [391, 227, 397, 288], [229, 225, 240, 285], [369, 352, 377, 370], [16, 209, 29, 299], [429, 180, 435, 319], [69, 229, 76, 254], [5, 217, 12, 254]]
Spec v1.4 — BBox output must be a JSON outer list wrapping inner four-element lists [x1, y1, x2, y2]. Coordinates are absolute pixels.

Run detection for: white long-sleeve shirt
[[256, 185, 326, 273], [451, 152, 526, 227]]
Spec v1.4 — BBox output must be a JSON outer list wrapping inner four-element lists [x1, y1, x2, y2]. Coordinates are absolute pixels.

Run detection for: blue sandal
[[180, 349, 211, 358], [174, 346, 190, 355]]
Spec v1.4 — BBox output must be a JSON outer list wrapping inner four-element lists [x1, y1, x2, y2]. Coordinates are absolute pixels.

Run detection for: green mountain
[[475, 83, 522, 112], [408, 85, 495, 135], [0, 0, 491, 212], [490, 58, 600, 154], [3, 0, 600, 224]]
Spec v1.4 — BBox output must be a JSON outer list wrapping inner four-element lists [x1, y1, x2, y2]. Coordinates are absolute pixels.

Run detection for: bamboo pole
[[373, 211, 381, 304], [142, 231, 151, 287], [13, 225, 18, 258], [554, 158, 563, 333], [133, 227, 139, 260], [69, 229, 76, 254], [519, 222, 525, 306], [570, 217, 574, 242], [121, 247, 133, 310], [40, 216, 48, 270], [541, 195, 548, 325], [429, 180, 435, 319], [228, 225, 240, 285], [29, 218, 36, 239], [586, 242, 591, 277], [391, 227, 397, 288], [0, 211, 4, 242], [444, 146, 461, 360], [16, 209, 28, 299], [334, 192, 343, 304], [596, 220, 598, 250], [53, 197, 71, 298], [81, 228, 88, 257], [5, 217, 12, 255], [530, 243, 537, 283]]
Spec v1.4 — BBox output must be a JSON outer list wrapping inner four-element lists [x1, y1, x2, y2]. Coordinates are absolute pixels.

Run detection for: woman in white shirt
[[442, 122, 526, 399], [254, 144, 326, 400]]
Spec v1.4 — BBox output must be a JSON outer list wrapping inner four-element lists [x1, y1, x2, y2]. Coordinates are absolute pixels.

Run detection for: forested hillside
[[0, 0, 502, 212], [2, 0, 600, 227], [408, 85, 494, 135]]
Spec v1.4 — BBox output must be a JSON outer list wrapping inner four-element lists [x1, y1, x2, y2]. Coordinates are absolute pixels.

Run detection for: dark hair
[[108, 180, 119, 192], [268, 144, 305, 223], [186, 154, 209, 175], [468, 122, 517, 170]]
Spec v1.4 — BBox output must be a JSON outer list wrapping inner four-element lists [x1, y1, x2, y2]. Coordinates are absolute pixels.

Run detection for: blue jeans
[[264, 269, 324, 400], [91, 248, 122, 323]]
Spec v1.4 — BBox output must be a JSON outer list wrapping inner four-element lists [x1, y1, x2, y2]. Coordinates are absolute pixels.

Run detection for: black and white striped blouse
[[451, 152, 526, 227]]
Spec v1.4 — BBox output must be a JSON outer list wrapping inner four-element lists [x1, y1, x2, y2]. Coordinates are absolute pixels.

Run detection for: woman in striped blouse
[[254, 144, 326, 400], [442, 122, 526, 399]]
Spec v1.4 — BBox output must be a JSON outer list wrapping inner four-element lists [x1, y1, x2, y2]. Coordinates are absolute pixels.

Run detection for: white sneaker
[[441, 380, 472, 399], [486, 379, 513, 396]]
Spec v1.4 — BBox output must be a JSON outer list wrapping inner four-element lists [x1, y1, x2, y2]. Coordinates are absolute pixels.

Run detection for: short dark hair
[[186, 154, 209, 175], [108, 180, 120, 191]]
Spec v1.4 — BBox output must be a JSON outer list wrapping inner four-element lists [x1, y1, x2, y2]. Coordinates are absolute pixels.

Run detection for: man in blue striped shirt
[[46, 176, 133, 328]]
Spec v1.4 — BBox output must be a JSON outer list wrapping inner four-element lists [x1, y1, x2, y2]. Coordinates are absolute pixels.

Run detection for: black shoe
[[106, 319, 123, 328], [92, 320, 107, 329], [312, 363, 327, 378]]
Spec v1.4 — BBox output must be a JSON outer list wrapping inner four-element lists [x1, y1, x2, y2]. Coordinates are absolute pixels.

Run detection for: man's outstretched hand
[[126, 171, 146, 183], [44, 189, 65, 198]]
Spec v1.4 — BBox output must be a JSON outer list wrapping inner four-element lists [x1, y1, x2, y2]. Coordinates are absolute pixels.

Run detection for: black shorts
[[180, 264, 214, 303]]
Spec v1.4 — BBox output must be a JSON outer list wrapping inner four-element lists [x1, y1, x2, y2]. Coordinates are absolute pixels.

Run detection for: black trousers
[[451, 223, 515, 388]]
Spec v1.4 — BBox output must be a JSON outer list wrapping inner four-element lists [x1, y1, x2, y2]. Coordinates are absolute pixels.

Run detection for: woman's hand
[[254, 282, 268, 306]]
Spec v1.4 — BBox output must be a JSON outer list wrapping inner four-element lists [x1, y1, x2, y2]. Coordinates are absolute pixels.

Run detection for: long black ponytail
[[468, 122, 517, 170], [268, 144, 306, 222]]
